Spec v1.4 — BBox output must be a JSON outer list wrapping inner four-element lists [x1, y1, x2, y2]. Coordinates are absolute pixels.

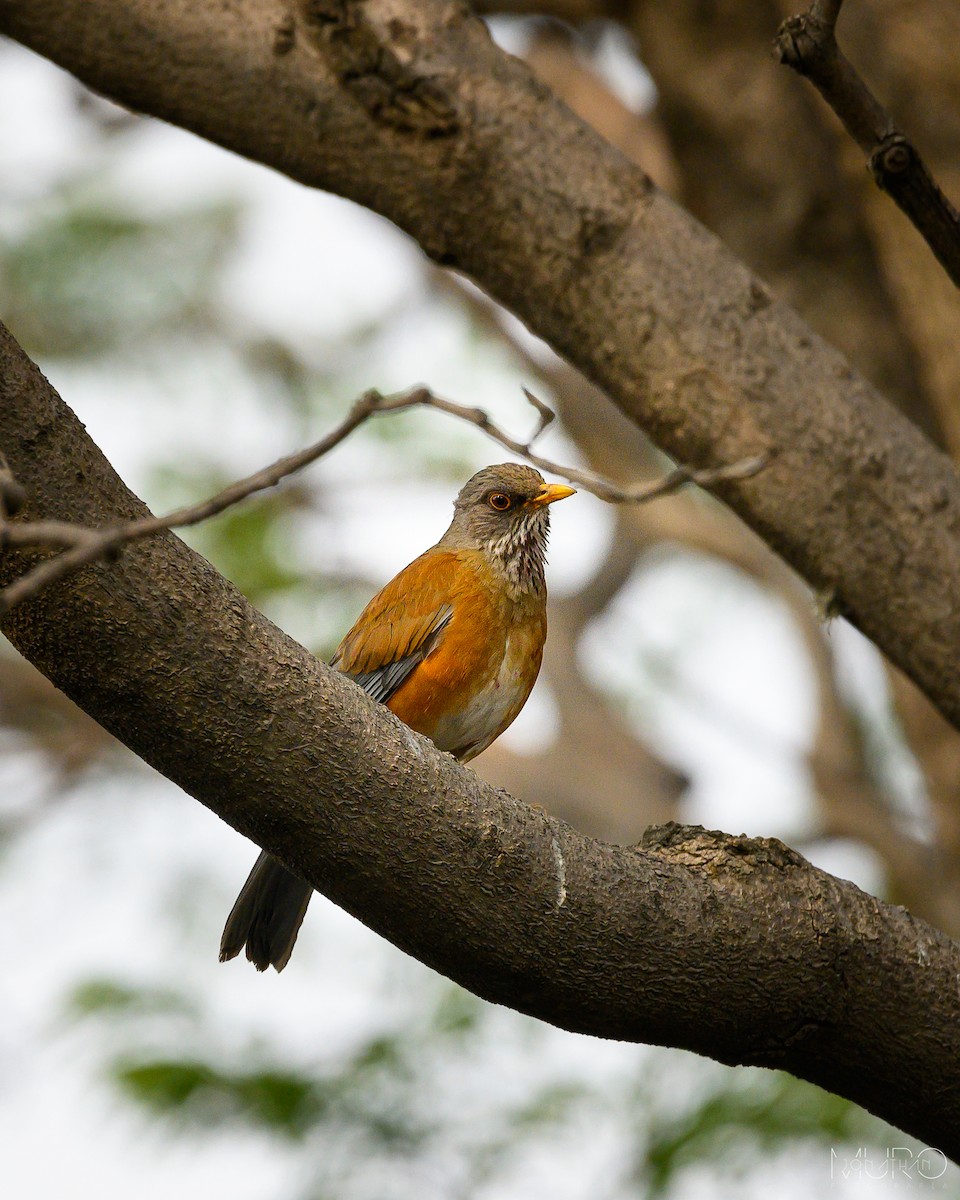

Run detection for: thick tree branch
[[5, 0, 960, 733], [1, 323, 959, 1153], [776, 0, 960, 288]]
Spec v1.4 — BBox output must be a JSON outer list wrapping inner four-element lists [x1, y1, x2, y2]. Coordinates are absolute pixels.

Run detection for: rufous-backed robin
[[219, 462, 575, 971]]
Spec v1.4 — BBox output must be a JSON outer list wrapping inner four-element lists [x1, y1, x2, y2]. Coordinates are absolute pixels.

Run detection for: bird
[[219, 462, 575, 971]]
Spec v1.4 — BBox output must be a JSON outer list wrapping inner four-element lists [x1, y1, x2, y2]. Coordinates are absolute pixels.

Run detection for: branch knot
[[297, 0, 459, 135], [871, 134, 914, 180], [640, 822, 806, 873]]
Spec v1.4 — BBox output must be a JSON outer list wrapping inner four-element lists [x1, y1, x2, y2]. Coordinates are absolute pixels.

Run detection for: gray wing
[[335, 605, 454, 704]]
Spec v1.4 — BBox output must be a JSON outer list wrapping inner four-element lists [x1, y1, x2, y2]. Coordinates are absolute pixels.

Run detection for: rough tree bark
[[1, 320, 959, 1152]]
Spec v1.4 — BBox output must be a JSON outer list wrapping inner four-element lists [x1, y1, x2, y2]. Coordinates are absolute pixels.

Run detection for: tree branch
[[1, 319, 959, 1153], [776, 0, 960, 288], [5, 0, 960, 733], [0, 382, 762, 616]]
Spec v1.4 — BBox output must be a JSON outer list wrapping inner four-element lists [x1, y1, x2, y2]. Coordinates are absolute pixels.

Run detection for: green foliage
[[638, 1071, 880, 1195], [506, 1082, 586, 1130], [430, 983, 482, 1038], [67, 963, 930, 1200], [0, 191, 239, 358], [67, 978, 195, 1018], [152, 464, 314, 605], [108, 1027, 434, 1156], [100, 990, 473, 1149], [116, 1061, 324, 1139]]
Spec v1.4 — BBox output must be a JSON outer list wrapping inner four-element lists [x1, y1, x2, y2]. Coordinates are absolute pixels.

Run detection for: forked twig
[[0, 385, 767, 615]]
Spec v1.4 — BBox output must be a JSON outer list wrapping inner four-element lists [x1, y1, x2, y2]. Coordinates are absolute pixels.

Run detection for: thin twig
[[775, 0, 960, 289], [521, 386, 556, 440], [0, 449, 26, 522], [0, 387, 389, 615], [0, 384, 766, 616], [415, 385, 768, 503]]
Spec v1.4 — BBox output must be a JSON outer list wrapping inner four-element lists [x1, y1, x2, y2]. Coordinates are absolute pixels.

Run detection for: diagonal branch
[[775, 0, 960, 288], [0, 316, 959, 1154]]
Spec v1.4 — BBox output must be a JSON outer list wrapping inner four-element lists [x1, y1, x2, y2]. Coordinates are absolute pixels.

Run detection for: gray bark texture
[[2, 0, 960, 1152]]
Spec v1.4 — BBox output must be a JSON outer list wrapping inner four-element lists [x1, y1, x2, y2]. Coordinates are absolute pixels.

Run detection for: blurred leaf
[[0, 198, 239, 358], [351, 1034, 405, 1075], [430, 986, 482, 1038], [509, 1082, 586, 1130], [68, 978, 194, 1018], [113, 1039, 434, 1152], [149, 464, 313, 605], [116, 1060, 321, 1139], [640, 1072, 884, 1195]]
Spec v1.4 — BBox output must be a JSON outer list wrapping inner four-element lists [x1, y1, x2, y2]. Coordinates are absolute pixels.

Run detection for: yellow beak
[[530, 482, 577, 507]]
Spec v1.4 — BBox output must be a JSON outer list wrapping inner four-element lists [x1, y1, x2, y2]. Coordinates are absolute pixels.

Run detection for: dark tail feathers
[[219, 851, 313, 971]]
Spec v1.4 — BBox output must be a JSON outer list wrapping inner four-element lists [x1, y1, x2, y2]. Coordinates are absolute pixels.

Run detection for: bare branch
[[0, 388, 381, 614], [520, 386, 556, 440], [814, 0, 844, 26], [0, 386, 765, 616], [775, 0, 960, 288], [413, 386, 770, 501]]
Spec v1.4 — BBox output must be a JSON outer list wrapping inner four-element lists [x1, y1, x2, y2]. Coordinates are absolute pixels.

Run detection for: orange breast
[[384, 551, 545, 760]]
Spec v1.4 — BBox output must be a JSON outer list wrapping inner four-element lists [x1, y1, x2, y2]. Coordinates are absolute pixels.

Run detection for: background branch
[[776, 0, 960, 287]]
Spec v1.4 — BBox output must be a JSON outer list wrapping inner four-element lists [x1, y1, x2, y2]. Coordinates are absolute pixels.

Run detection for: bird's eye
[[488, 492, 512, 511]]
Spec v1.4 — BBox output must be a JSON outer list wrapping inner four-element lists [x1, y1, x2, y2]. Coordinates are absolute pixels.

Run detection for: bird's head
[[441, 463, 575, 593]]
